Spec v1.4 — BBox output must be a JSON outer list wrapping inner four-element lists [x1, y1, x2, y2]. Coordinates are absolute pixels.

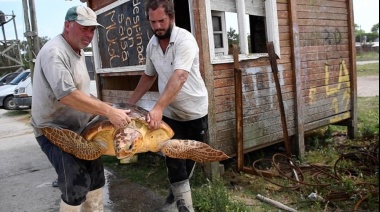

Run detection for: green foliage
[[357, 97, 379, 138], [355, 23, 379, 42], [227, 27, 239, 45], [371, 23, 379, 34], [193, 179, 249, 212]]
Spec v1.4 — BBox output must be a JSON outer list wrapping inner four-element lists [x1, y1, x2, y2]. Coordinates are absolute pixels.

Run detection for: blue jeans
[[163, 115, 209, 183], [36, 135, 105, 206]]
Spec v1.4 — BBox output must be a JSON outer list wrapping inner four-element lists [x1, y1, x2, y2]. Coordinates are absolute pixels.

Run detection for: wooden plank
[[215, 101, 295, 124], [289, 0, 305, 156], [87, 0, 117, 11], [305, 112, 351, 131], [298, 19, 348, 27], [305, 101, 351, 116]]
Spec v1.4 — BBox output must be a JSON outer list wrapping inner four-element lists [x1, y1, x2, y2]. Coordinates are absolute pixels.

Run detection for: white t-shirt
[[30, 35, 92, 136], [145, 26, 208, 121]]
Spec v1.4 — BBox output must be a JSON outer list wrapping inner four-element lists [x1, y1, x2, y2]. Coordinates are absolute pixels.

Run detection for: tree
[[354, 24, 365, 42], [227, 27, 239, 45], [371, 23, 379, 34], [355, 23, 379, 43], [366, 23, 379, 42]]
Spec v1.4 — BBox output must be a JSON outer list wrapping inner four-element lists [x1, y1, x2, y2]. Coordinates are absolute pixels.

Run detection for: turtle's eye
[[128, 143, 133, 150]]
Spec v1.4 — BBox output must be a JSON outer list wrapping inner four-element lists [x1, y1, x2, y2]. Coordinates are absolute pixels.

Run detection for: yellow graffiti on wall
[[309, 88, 317, 104], [325, 60, 351, 113], [308, 60, 351, 114]]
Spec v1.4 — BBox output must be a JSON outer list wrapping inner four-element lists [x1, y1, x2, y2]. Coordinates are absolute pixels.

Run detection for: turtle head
[[113, 127, 143, 159], [113, 119, 175, 159]]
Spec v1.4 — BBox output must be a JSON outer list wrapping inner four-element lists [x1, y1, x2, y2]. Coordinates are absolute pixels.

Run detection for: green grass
[[357, 96, 379, 137], [356, 63, 379, 77], [356, 51, 379, 61]]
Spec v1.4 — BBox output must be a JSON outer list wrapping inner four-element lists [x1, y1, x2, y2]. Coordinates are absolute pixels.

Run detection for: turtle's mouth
[[114, 127, 142, 159]]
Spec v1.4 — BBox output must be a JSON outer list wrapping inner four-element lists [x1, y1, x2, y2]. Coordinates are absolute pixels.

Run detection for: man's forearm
[[60, 90, 114, 117], [127, 74, 157, 105]]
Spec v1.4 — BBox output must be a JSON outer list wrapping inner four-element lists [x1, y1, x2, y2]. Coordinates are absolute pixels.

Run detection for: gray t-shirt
[[30, 35, 92, 136], [145, 26, 208, 121]]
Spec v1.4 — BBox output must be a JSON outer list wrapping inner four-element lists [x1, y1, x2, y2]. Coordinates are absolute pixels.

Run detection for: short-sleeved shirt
[[30, 35, 92, 137], [145, 26, 208, 121]]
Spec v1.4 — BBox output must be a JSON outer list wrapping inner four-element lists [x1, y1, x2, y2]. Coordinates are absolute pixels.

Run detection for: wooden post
[[29, 0, 40, 57], [347, 0, 358, 138], [288, 0, 305, 157], [22, 0, 34, 73]]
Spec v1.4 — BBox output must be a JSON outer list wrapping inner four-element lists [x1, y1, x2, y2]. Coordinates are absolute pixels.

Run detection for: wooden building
[[82, 0, 357, 175]]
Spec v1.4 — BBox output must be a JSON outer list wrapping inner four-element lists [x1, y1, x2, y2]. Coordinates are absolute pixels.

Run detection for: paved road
[[357, 60, 379, 97], [357, 76, 379, 97], [356, 60, 379, 65]]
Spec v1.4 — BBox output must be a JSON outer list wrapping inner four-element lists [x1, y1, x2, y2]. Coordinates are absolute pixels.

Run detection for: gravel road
[[357, 60, 379, 97]]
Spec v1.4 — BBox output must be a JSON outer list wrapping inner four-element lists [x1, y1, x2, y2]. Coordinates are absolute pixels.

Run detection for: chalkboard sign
[[97, 0, 152, 68]]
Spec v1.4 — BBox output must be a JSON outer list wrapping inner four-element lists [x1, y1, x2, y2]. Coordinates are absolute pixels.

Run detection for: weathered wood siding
[[297, 0, 353, 132], [87, 0, 355, 158], [211, 0, 354, 156]]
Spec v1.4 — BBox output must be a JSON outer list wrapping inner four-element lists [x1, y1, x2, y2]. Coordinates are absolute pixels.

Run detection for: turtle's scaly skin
[[160, 139, 230, 163], [41, 103, 229, 162], [41, 127, 108, 160]]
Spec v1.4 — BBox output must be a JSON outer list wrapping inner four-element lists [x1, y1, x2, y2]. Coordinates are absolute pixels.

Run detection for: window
[[174, 0, 194, 33], [206, 0, 280, 64], [212, 11, 228, 56]]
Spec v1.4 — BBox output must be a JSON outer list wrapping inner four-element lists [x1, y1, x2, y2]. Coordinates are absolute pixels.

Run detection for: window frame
[[212, 11, 228, 56], [205, 0, 281, 64]]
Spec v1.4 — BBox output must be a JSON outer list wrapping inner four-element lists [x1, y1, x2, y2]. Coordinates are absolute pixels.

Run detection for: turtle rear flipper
[[160, 139, 229, 163], [41, 127, 107, 160]]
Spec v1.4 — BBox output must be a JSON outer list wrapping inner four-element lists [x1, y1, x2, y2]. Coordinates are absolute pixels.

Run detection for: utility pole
[[22, 0, 40, 78]]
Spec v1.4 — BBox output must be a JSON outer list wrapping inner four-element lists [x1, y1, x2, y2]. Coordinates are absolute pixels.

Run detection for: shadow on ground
[[105, 169, 166, 212]]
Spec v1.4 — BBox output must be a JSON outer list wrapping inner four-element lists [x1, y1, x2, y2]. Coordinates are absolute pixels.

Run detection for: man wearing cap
[[31, 5, 131, 212]]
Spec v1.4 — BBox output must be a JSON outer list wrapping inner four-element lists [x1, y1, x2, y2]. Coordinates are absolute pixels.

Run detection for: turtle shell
[[41, 103, 229, 162], [81, 103, 174, 159]]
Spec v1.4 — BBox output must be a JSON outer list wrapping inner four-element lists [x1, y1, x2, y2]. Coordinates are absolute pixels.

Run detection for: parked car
[[0, 72, 20, 86], [13, 75, 32, 108], [0, 69, 30, 110]]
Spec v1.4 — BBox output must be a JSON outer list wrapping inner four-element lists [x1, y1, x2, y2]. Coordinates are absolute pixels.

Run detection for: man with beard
[[127, 0, 208, 211]]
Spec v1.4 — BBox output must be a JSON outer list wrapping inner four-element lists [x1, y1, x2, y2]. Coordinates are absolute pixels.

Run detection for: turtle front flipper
[[41, 127, 108, 160], [160, 139, 229, 163]]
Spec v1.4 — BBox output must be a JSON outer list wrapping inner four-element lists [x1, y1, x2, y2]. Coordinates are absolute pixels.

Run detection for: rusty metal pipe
[[267, 42, 299, 182]]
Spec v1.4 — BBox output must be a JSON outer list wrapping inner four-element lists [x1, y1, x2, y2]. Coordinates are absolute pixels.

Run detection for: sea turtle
[[40, 103, 229, 163]]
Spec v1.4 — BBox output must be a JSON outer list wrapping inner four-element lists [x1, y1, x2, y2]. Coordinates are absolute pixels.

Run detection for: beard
[[153, 24, 173, 40]]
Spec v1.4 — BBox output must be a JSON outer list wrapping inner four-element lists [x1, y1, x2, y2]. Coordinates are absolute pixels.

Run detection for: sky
[[353, 0, 379, 32], [0, 0, 86, 41], [0, 0, 379, 42]]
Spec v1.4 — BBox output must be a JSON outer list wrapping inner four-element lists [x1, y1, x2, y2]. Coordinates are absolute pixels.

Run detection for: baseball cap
[[65, 5, 104, 28]]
